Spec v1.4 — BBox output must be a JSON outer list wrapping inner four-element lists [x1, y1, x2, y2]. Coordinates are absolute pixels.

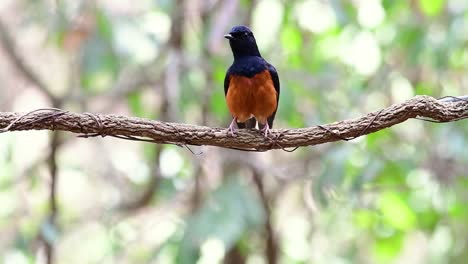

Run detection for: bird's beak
[[224, 34, 234, 40]]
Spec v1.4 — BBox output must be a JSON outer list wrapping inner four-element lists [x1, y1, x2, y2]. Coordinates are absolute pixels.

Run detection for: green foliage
[[81, 36, 119, 92], [177, 178, 264, 263], [379, 192, 416, 231], [81, 10, 119, 92], [419, 0, 446, 17]]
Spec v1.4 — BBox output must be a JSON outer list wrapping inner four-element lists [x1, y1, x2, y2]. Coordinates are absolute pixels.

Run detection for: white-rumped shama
[[224, 25, 280, 137]]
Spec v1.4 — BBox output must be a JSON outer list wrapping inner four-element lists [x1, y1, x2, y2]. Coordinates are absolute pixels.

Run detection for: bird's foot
[[260, 123, 271, 138], [227, 126, 237, 137], [227, 118, 238, 137]]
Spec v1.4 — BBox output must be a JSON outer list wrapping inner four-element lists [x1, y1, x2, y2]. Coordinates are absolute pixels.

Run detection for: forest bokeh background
[[0, 0, 467, 263]]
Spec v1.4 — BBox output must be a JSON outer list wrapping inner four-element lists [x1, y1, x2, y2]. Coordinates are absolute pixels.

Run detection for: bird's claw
[[260, 123, 271, 138], [227, 118, 238, 137], [227, 126, 237, 137]]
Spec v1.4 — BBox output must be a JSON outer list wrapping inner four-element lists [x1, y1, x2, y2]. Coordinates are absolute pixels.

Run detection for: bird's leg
[[260, 122, 271, 138], [227, 118, 238, 136]]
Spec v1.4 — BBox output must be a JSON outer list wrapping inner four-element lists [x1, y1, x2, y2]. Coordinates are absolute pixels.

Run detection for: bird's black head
[[224, 25, 261, 59]]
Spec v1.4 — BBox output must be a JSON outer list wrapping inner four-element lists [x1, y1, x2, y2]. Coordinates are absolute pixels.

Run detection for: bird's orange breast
[[226, 70, 278, 124]]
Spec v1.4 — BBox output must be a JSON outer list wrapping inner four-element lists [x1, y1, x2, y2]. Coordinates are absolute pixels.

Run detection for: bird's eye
[[244, 32, 249, 37]]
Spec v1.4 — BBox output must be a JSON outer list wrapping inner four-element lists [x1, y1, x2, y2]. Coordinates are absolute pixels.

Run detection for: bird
[[223, 25, 280, 137]]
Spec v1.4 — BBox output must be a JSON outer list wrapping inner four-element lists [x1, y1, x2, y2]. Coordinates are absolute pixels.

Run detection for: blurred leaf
[[127, 92, 155, 119], [211, 89, 229, 121], [313, 147, 352, 207], [378, 192, 416, 231], [0, 150, 13, 190], [366, 129, 394, 152], [153, 233, 183, 264], [418, 209, 440, 231], [278, 83, 304, 128], [81, 35, 119, 92], [396, 26, 424, 64], [418, 0, 445, 17], [281, 25, 302, 54], [449, 49, 468, 69], [210, 63, 230, 121], [353, 209, 378, 229], [415, 82, 436, 96], [143, 144, 157, 161], [372, 162, 407, 187], [155, 178, 178, 202], [95, 9, 113, 41], [127, 92, 145, 116], [447, 192, 468, 220], [0, 190, 15, 218], [80, 10, 119, 92], [373, 232, 403, 262], [177, 178, 265, 263]]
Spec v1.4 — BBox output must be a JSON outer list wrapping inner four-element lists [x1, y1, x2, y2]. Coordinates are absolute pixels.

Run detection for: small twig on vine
[[0, 108, 67, 133], [272, 142, 299, 153], [107, 135, 158, 143], [225, 146, 265, 152], [269, 131, 300, 153], [183, 145, 203, 155], [166, 122, 204, 155], [415, 116, 467, 123], [317, 125, 349, 141], [77, 112, 106, 138], [84, 112, 104, 131], [318, 109, 385, 142], [353, 109, 384, 138]]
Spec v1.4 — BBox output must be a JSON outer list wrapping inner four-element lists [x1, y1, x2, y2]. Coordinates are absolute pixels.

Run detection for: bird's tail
[[237, 117, 257, 129]]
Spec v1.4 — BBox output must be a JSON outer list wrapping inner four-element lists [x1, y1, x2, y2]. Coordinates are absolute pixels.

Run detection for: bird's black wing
[[266, 63, 280, 128], [224, 67, 231, 96]]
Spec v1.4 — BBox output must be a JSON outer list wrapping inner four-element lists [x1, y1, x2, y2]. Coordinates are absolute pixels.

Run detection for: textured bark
[[0, 96, 467, 151]]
